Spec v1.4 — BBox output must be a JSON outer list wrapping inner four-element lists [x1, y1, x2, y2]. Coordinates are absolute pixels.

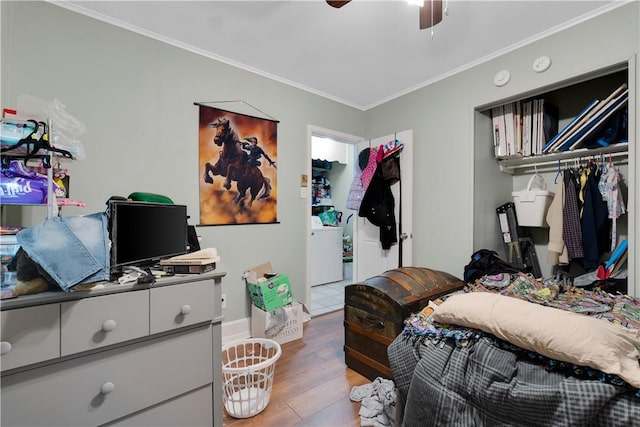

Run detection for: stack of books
[[542, 83, 628, 154], [492, 97, 558, 159], [159, 247, 220, 274]]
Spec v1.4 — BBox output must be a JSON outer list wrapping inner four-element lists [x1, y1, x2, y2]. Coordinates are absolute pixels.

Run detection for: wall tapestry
[[198, 104, 278, 225]]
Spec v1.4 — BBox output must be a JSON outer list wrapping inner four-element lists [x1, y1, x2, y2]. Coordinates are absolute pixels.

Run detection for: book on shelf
[[542, 99, 600, 153], [503, 102, 516, 156], [491, 98, 555, 159], [522, 100, 533, 157], [564, 89, 628, 151], [531, 99, 539, 155], [492, 105, 506, 157], [550, 83, 628, 153], [539, 99, 559, 154], [514, 101, 523, 156], [492, 105, 507, 158]]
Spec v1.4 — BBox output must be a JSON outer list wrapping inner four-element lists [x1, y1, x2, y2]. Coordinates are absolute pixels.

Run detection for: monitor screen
[[108, 200, 188, 268]]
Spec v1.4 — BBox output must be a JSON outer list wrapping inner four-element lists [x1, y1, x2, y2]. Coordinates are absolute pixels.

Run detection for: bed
[[387, 272, 640, 427]]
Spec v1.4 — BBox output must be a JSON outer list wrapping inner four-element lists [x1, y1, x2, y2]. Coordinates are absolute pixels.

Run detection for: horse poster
[[198, 104, 278, 225]]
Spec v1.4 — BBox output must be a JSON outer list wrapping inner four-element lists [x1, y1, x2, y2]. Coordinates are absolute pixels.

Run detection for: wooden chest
[[344, 267, 465, 380]]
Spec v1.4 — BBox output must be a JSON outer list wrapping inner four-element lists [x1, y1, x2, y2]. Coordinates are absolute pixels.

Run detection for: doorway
[[307, 126, 363, 316], [306, 127, 414, 317]]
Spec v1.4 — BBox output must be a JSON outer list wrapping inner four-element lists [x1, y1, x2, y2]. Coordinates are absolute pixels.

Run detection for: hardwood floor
[[222, 309, 371, 426]]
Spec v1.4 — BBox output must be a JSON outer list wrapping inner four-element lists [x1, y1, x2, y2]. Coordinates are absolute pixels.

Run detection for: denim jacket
[[16, 212, 110, 291]]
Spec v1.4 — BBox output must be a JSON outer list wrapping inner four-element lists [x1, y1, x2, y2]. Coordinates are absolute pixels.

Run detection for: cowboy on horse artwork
[[203, 116, 273, 206], [241, 136, 276, 169], [199, 106, 278, 225]]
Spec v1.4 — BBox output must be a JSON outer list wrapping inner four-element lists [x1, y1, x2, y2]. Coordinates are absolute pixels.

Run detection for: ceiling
[[56, 0, 621, 110]]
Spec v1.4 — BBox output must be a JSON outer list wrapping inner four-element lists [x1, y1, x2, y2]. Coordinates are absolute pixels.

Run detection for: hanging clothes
[[346, 161, 365, 211], [546, 175, 568, 266], [563, 169, 584, 260], [598, 159, 626, 251], [580, 164, 610, 270], [360, 146, 379, 193], [358, 161, 397, 250]]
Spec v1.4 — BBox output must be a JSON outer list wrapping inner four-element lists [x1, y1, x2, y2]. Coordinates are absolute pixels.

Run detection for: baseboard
[[221, 307, 312, 345], [221, 317, 251, 345]]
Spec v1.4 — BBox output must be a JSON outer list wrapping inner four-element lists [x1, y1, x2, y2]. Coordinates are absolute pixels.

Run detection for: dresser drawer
[[104, 385, 213, 427], [1, 304, 60, 371], [150, 280, 214, 334], [1, 325, 213, 427], [60, 290, 149, 356]]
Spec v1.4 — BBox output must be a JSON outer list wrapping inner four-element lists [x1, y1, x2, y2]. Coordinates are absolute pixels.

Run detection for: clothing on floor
[[350, 377, 396, 427]]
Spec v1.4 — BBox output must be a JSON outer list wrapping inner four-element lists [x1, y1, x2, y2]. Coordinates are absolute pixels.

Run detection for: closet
[[472, 58, 636, 296]]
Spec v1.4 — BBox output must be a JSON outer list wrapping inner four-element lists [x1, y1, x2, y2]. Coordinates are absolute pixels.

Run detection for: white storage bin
[[512, 175, 554, 227]]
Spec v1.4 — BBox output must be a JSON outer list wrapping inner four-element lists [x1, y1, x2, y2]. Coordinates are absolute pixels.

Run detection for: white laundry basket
[[221, 338, 282, 418]]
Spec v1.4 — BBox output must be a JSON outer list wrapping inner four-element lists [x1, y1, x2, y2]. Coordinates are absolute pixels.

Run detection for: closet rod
[[499, 147, 628, 174]]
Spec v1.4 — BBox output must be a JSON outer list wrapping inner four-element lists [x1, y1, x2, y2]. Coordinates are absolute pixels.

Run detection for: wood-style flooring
[[222, 309, 371, 426]]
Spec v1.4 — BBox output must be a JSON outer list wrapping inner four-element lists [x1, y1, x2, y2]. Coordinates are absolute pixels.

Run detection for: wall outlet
[[221, 294, 227, 309]]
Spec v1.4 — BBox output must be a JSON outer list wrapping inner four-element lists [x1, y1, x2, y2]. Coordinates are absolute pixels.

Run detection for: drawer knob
[[180, 304, 192, 315], [0, 341, 12, 355], [100, 382, 115, 395], [101, 319, 117, 332]]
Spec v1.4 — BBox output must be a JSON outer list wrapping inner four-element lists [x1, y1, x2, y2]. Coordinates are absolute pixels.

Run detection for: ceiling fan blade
[[326, 0, 351, 8], [419, 0, 443, 29]]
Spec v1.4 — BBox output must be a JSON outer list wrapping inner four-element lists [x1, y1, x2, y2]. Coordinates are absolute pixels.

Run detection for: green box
[[247, 274, 293, 311]]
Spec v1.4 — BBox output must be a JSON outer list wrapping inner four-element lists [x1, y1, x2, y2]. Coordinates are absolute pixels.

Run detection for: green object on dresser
[[128, 192, 174, 204]]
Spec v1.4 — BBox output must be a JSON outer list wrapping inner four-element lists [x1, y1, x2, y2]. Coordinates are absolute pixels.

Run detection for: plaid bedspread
[[388, 273, 640, 426], [388, 335, 640, 427]]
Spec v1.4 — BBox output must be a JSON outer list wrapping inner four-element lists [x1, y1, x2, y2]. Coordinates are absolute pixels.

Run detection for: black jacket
[[358, 163, 397, 249]]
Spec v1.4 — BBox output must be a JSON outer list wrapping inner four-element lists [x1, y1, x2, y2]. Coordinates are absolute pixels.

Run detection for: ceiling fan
[[326, 0, 443, 30]]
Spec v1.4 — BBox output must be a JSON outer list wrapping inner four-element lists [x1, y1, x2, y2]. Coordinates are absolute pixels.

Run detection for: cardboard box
[[245, 262, 294, 311], [251, 301, 307, 345]]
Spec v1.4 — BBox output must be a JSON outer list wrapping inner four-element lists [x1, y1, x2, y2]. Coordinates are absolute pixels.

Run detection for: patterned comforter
[[387, 273, 640, 427]]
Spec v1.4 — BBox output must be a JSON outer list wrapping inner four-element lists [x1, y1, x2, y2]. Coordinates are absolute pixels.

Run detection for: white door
[[354, 130, 413, 282]]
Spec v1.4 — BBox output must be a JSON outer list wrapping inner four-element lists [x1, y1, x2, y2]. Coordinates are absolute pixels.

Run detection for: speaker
[[187, 225, 201, 252]]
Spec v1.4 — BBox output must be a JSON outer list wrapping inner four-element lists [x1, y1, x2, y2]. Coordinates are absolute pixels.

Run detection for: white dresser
[[0, 272, 225, 427]]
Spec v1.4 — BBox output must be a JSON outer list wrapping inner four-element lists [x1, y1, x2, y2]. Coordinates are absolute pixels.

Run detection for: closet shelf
[[498, 144, 628, 174]]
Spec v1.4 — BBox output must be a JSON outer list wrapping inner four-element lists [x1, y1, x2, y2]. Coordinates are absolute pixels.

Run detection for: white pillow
[[432, 292, 640, 389]]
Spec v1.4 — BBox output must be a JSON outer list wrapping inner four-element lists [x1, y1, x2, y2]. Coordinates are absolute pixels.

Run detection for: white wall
[[0, 1, 364, 323], [364, 1, 639, 280]]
